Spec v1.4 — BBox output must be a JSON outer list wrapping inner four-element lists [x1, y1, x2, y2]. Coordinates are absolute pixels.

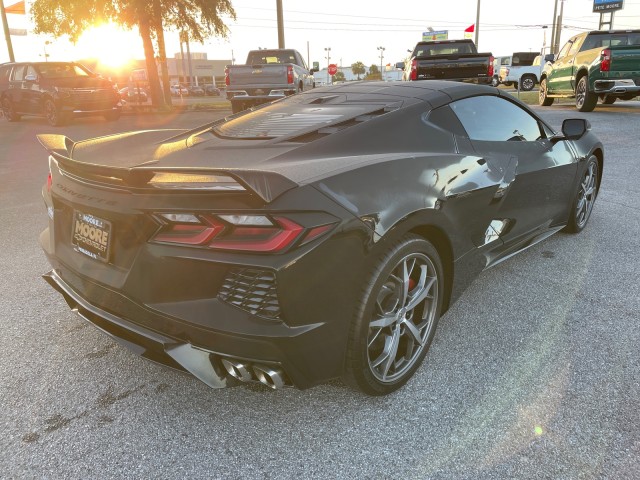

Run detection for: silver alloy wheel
[[521, 76, 535, 91], [576, 78, 587, 109], [576, 160, 597, 228], [366, 252, 438, 383], [45, 100, 58, 125]]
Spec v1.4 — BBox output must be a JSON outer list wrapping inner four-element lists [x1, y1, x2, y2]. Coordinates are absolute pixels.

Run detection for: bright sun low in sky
[[72, 23, 139, 69]]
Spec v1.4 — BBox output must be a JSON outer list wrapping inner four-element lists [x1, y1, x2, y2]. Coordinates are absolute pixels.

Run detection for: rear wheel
[[600, 95, 616, 105], [539, 78, 554, 106], [520, 75, 536, 91], [343, 234, 444, 395], [491, 76, 500, 87], [2, 97, 21, 121], [576, 76, 597, 112], [564, 155, 599, 233]]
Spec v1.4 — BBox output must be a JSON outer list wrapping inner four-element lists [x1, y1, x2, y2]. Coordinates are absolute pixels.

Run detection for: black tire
[[44, 99, 67, 126], [576, 76, 597, 112], [491, 76, 500, 87], [539, 77, 554, 106], [600, 95, 616, 105], [1, 97, 21, 121], [103, 111, 121, 121], [520, 75, 536, 91], [564, 155, 599, 234], [343, 234, 444, 395]]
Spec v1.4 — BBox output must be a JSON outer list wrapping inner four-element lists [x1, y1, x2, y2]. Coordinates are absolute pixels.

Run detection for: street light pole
[[377, 46, 385, 81], [324, 47, 331, 85], [0, 0, 15, 62], [474, 0, 481, 48]]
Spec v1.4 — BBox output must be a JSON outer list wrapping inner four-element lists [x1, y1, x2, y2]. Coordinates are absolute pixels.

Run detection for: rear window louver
[[289, 105, 398, 143]]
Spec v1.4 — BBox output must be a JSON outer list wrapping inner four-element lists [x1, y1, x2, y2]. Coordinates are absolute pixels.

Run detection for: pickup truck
[[225, 49, 316, 113], [500, 53, 555, 91], [404, 39, 494, 84], [539, 30, 640, 111]]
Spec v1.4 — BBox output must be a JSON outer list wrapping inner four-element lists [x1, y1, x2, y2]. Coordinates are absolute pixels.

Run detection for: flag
[[464, 24, 475, 33], [6, 1, 26, 14]]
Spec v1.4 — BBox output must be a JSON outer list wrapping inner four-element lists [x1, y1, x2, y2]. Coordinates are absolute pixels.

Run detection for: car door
[[8, 65, 26, 111], [22, 65, 41, 114], [547, 37, 579, 94], [450, 95, 577, 247]]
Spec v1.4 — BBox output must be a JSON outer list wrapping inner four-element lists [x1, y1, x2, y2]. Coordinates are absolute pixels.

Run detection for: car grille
[[71, 88, 116, 105], [218, 268, 282, 320]]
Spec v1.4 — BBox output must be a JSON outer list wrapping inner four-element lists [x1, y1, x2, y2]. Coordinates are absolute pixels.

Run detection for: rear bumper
[[42, 266, 342, 390], [593, 79, 640, 96]]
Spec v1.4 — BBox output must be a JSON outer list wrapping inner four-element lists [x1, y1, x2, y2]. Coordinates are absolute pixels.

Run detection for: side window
[[450, 95, 544, 142], [0, 66, 10, 81], [568, 37, 583, 56], [11, 65, 25, 81], [25, 65, 37, 79], [557, 40, 573, 60]]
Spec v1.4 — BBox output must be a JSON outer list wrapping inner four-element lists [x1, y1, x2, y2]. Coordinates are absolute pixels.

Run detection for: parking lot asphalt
[[0, 103, 638, 479]]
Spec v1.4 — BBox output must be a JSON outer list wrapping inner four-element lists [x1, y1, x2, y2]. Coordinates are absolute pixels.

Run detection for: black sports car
[[39, 81, 602, 395]]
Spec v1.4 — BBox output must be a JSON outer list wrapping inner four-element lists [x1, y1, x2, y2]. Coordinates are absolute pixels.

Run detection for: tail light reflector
[[225, 67, 230, 86], [151, 214, 334, 253], [410, 59, 418, 81], [600, 49, 611, 72], [488, 56, 494, 78], [287, 65, 294, 84]]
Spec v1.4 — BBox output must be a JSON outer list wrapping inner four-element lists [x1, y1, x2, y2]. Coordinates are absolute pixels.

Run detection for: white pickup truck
[[499, 53, 555, 91]]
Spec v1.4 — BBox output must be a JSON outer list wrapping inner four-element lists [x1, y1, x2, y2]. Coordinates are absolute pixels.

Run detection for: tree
[[365, 64, 381, 81], [333, 71, 346, 82], [351, 61, 365, 80], [31, 0, 234, 108]]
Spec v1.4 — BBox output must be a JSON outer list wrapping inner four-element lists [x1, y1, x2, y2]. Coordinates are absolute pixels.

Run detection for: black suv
[[0, 61, 122, 126]]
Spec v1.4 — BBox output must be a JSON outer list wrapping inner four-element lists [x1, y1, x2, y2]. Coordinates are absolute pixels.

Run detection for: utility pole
[[554, 0, 565, 54], [377, 46, 385, 81], [276, 0, 285, 48], [474, 0, 481, 48], [324, 47, 331, 84], [550, 0, 559, 55], [1, 0, 15, 62]]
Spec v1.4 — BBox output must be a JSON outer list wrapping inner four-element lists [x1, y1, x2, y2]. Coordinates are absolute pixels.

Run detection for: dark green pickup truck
[[539, 30, 640, 112]]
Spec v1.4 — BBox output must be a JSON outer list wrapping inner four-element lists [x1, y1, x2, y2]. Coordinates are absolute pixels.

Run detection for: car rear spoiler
[[37, 134, 298, 203]]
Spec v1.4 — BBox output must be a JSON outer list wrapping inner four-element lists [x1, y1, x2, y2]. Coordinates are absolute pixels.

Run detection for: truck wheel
[[44, 99, 68, 126], [538, 78, 554, 106], [600, 95, 616, 105], [1, 97, 21, 121], [491, 76, 500, 87], [575, 76, 597, 112], [520, 75, 536, 91]]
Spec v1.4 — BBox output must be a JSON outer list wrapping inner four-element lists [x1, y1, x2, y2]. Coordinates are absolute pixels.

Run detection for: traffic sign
[[328, 64, 338, 76]]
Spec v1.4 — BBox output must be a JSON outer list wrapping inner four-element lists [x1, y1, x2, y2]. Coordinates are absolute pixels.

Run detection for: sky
[[2, 0, 640, 69]]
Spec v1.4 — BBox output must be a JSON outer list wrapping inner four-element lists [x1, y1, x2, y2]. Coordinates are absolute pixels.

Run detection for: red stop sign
[[328, 64, 338, 76]]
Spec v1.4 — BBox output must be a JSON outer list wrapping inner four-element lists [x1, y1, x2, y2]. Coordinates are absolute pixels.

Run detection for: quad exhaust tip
[[220, 358, 288, 389]]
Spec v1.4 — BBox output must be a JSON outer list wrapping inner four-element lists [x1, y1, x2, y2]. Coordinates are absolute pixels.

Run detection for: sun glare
[[75, 23, 138, 69]]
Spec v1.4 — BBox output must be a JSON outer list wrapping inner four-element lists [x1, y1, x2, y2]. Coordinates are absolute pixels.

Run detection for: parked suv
[[0, 61, 121, 126]]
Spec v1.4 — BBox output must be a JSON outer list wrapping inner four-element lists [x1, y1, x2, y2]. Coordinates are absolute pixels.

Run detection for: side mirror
[[551, 118, 591, 143], [25, 74, 37, 82], [544, 53, 555, 63], [395, 62, 405, 70]]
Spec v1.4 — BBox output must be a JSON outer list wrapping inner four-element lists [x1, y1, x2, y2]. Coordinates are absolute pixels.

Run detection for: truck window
[[10, 65, 25, 81], [557, 40, 573, 60], [414, 43, 474, 57], [581, 33, 640, 51], [568, 37, 583, 57], [247, 51, 296, 65]]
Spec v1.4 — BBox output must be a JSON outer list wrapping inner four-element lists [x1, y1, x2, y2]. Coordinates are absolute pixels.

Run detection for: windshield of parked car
[[36, 63, 92, 78]]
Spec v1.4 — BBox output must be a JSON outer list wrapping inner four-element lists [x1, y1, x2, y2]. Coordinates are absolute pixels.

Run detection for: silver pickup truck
[[225, 49, 316, 113]]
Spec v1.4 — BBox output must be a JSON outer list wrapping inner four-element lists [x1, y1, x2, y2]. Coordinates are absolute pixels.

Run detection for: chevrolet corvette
[[39, 81, 602, 395]]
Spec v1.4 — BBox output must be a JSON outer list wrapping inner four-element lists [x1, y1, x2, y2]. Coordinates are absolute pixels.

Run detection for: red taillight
[[488, 55, 494, 78], [410, 59, 418, 81], [600, 49, 611, 72], [151, 214, 334, 253], [225, 67, 230, 86], [46, 173, 52, 192], [287, 65, 294, 84]]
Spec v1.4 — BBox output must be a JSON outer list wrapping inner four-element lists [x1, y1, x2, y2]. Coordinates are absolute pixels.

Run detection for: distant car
[[0, 61, 121, 126], [204, 85, 221, 96], [188, 85, 205, 96], [38, 81, 603, 395], [118, 86, 148, 103], [170, 84, 189, 96]]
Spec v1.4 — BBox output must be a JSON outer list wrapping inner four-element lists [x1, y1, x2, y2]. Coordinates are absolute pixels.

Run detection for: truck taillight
[[600, 49, 611, 72], [287, 65, 294, 84], [225, 67, 230, 86], [410, 59, 418, 81], [488, 56, 494, 78]]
